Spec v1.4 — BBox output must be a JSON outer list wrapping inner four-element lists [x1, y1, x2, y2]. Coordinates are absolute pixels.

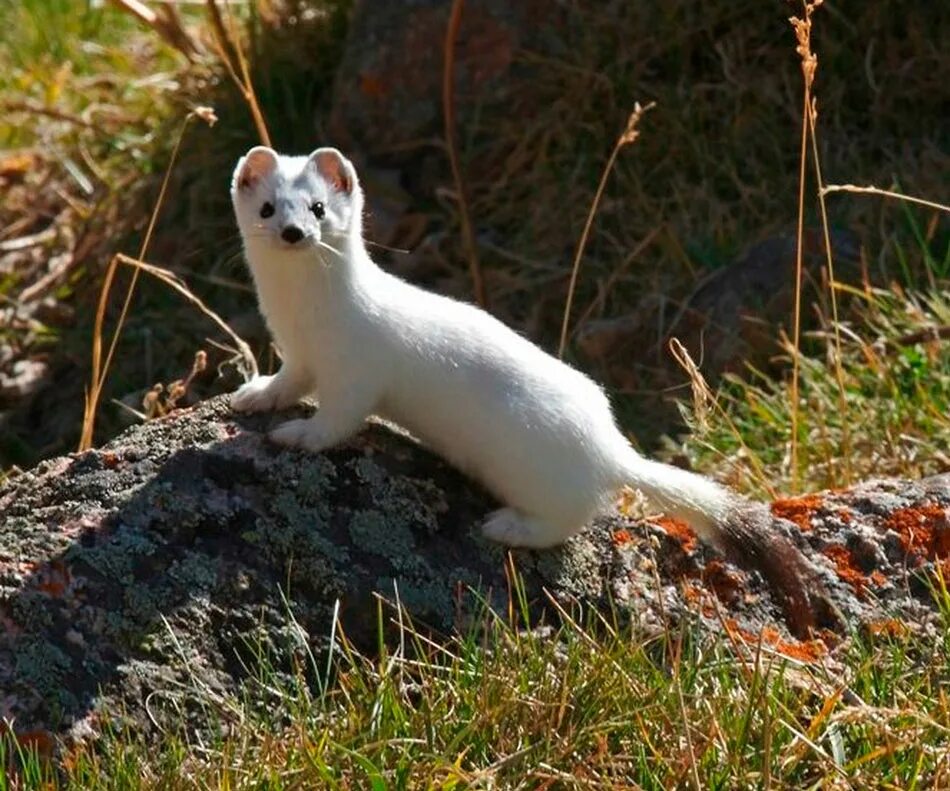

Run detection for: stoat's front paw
[[231, 375, 280, 413], [268, 418, 329, 453]]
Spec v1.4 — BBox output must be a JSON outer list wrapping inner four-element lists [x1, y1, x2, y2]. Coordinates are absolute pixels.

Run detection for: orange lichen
[[823, 544, 875, 597], [770, 494, 824, 531], [936, 525, 950, 557], [37, 561, 71, 598], [885, 504, 949, 559], [866, 619, 909, 638], [655, 517, 698, 552], [16, 560, 72, 599], [723, 618, 826, 662], [681, 583, 718, 618], [682, 583, 701, 603], [0, 724, 54, 757], [611, 529, 633, 547]]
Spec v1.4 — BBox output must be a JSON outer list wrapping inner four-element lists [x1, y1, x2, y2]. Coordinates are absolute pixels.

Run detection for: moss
[[0, 516, 33, 550], [296, 456, 337, 503], [375, 575, 453, 627], [304, 531, 350, 566], [170, 552, 219, 591], [10, 592, 54, 629], [272, 486, 331, 526], [139, 627, 180, 658], [7, 395, 950, 739], [351, 456, 387, 488], [121, 585, 161, 630], [351, 457, 443, 534]]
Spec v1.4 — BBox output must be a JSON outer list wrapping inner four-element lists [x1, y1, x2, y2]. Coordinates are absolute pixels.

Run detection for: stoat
[[229, 146, 836, 636]]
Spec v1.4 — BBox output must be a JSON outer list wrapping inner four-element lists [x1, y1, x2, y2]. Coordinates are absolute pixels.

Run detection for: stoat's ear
[[308, 147, 356, 196], [234, 147, 278, 191]]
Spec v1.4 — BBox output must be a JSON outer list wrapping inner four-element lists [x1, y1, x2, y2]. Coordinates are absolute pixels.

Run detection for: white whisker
[[317, 239, 345, 258]]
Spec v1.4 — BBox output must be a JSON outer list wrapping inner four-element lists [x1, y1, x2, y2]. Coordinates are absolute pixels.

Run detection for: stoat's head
[[230, 146, 363, 253]]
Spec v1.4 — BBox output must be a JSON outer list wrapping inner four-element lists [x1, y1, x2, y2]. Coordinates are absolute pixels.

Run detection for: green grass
[[0, 0, 193, 150], [5, 579, 950, 789], [0, 0, 208, 464], [676, 268, 950, 498], [2, 0, 947, 459]]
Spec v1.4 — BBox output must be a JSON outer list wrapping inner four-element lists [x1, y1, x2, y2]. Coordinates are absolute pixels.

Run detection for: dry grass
[[557, 101, 655, 359], [0, 0, 213, 464], [443, 0, 485, 307], [80, 107, 221, 451], [678, 283, 950, 497], [0, 1, 349, 465], [7, 585, 950, 788]]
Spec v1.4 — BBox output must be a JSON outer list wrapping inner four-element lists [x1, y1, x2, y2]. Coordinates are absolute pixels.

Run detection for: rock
[[328, 0, 554, 163], [1, 395, 948, 743], [326, 0, 566, 280]]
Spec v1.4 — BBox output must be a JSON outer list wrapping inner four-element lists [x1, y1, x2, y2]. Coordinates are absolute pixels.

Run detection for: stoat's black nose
[[281, 225, 304, 244]]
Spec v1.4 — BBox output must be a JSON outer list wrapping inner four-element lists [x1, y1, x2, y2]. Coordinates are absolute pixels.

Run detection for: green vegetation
[[2, 0, 949, 787], [5, 579, 950, 788], [680, 264, 950, 499]]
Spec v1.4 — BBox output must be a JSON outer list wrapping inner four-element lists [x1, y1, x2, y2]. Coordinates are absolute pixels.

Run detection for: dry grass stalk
[[142, 350, 208, 419], [787, 0, 822, 491], [107, 0, 201, 60], [443, 0, 485, 307], [79, 107, 218, 451], [205, 0, 271, 147], [117, 255, 257, 378], [557, 101, 656, 359], [668, 337, 775, 497], [807, 90, 853, 486], [821, 184, 950, 215], [570, 225, 661, 340], [0, 100, 101, 130]]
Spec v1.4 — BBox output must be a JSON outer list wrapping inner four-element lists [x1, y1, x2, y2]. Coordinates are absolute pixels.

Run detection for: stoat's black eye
[[310, 201, 325, 220], [260, 202, 275, 219]]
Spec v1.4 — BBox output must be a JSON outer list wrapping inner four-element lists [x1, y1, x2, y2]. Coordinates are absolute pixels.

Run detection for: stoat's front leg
[[268, 372, 375, 453], [231, 365, 313, 413]]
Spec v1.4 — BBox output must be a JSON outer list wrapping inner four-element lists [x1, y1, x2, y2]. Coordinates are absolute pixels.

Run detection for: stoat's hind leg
[[481, 508, 578, 549]]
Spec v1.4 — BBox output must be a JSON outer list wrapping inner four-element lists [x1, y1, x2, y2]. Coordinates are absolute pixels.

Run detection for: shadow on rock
[[0, 398, 615, 740]]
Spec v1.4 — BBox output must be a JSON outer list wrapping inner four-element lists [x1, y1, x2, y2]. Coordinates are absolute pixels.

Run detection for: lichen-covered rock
[[0, 396, 948, 743]]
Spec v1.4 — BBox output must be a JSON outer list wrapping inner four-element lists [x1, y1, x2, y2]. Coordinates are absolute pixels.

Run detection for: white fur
[[230, 146, 737, 548]]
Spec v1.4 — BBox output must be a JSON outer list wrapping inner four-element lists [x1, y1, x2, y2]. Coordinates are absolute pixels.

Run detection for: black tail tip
[[719, 498, 845, 639]]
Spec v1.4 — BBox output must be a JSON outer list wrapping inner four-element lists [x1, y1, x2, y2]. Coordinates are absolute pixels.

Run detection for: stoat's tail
[[618, 449, 734, 546], [619, 448, 843, 638]]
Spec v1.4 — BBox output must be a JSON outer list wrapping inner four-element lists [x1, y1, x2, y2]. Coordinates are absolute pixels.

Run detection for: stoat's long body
[[228, 146, 834, 639]]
